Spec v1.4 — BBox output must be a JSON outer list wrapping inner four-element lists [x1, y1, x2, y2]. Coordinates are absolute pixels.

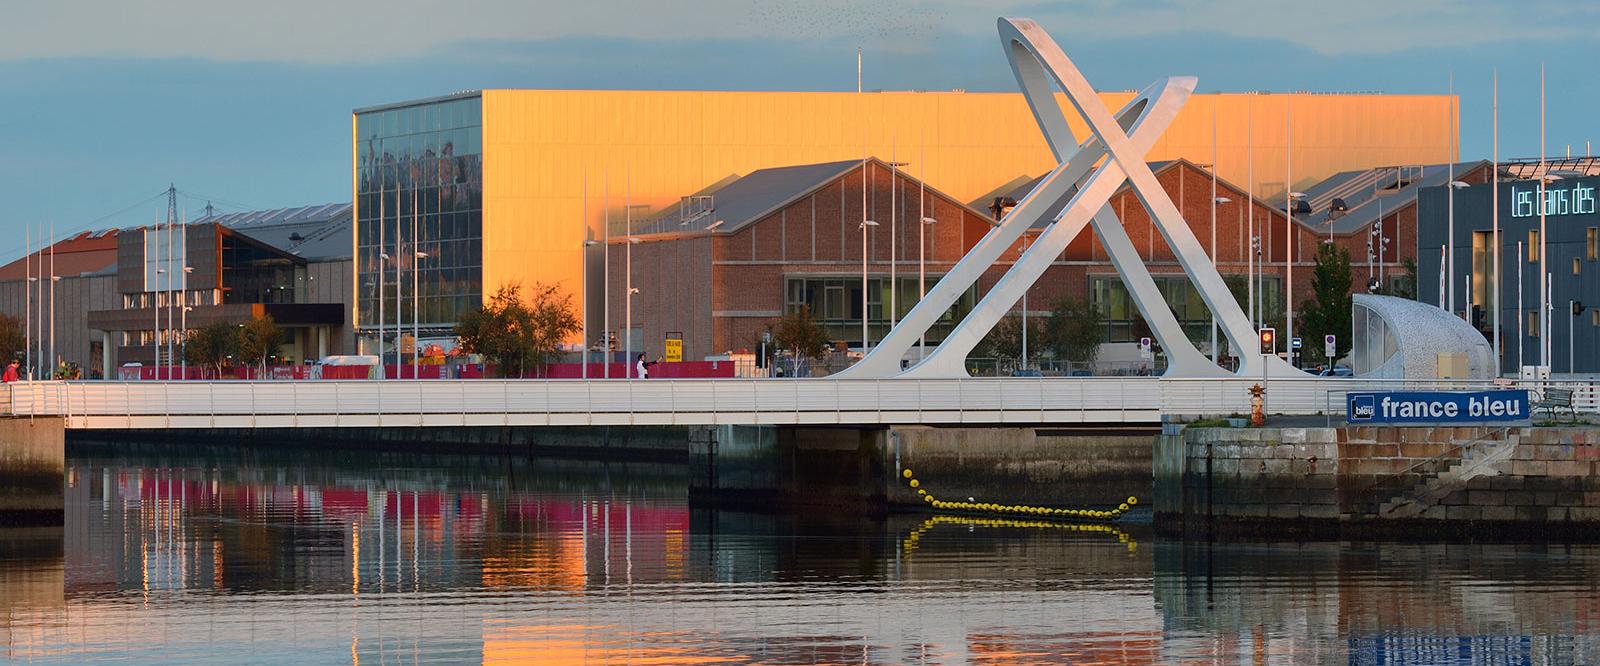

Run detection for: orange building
[[351, 89, 1455, 351]]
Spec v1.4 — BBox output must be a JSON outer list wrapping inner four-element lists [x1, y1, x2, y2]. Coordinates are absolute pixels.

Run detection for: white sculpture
[[838, 17, 1303, 379]]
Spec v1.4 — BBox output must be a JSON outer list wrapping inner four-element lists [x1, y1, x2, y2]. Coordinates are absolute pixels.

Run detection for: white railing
[[3, 376, 1163, 429], [6, 376, 1595, 429]]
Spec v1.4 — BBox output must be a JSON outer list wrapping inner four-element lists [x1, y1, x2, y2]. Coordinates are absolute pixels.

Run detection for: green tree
[[1297, 243, 1353, 366], [0, 313, 22, 364], [236, 315, 282, 371], [1040, 296, 1103, 366], [454, 282, 579, 377], [184, 321, 240, 378], [772, 305, 830, 371], [977, 315, 1040, 368]]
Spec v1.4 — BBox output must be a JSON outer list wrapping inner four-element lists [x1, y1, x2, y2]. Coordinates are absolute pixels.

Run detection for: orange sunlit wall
[[400, 89, 1453, 332]]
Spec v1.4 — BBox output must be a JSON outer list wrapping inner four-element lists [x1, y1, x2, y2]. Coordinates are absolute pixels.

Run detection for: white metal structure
[[839, 17, 1301, 380], [7, 377, 1595, 430]]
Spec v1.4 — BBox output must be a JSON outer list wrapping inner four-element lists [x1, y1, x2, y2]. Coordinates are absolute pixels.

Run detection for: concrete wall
[[885, 426, 1152, 509], [0, 417, 65, 525], [0, 274, 121, 376], [1158, 425, 1600, 534]]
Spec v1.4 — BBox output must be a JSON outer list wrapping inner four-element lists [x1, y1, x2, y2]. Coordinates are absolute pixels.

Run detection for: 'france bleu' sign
[[1346, 390, 1531, 426]]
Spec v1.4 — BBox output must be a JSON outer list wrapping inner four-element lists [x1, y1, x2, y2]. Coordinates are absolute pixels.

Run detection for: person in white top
[[635, 354, 649, 379]]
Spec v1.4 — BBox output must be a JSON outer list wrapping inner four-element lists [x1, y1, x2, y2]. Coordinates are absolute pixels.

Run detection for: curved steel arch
[[839, 16, 1303, 379]]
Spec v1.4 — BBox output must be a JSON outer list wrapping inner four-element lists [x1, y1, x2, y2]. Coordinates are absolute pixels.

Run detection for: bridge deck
[[6, 377, 1580, 430]]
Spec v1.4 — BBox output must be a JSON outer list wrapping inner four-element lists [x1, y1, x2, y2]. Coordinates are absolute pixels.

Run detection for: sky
[[3, 0, 1599, 262]]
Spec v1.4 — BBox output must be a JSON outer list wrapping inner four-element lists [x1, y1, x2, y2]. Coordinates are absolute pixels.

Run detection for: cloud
[[5, 0, 1597, 63]]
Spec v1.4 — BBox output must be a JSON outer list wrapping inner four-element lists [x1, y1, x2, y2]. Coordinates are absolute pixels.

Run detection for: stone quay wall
[[1156, 425, 1600, 535]]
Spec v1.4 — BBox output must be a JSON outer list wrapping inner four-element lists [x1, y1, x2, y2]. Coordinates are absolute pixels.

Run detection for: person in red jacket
[[2, 360, 19, 383]]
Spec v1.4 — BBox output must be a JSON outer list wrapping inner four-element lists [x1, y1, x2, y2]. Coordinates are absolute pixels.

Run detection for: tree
[[772, 305, 830, 374], [0, 313, 22, 364], [1297, 243, 1353, 366], [454, 282, 579, 377], [977, 315, 1040, 368], [184, 321, 240, 378], [236, 315, 282, 371], [1040, 296, 1103, 366]]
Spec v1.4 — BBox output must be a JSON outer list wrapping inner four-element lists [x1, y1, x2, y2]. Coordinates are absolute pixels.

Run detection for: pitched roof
[[0, 229, 121, 280], [975, 160, 1193, 229], [629, 158, 990, 237], [1297, 161, 1489, 235], [195, 202, 353, 261]]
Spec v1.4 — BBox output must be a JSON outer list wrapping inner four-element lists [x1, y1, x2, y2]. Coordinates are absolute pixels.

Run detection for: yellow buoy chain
[[899, 467, 1137, 522], [899, 514, 1137, 556]]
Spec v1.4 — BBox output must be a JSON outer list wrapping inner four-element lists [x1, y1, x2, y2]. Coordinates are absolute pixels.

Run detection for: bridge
[[5, 377, 1578, 430]]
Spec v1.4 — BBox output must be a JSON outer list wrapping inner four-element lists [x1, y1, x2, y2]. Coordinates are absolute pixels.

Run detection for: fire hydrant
[[1248, 383, 1266, 426]]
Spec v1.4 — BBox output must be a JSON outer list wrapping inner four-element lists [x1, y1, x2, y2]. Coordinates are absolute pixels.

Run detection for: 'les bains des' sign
[[1511, 182, 1597, 218]]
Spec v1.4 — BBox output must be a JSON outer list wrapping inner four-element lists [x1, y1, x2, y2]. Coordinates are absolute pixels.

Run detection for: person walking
[[2, 359, 19, 383], [635, 353, 649, 379]]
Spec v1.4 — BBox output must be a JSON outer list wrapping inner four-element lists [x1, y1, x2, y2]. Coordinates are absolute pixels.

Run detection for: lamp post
[[582, 240, 600, 378], [379, 252, 390, 377], [859, 219, 879, 354], [1211, 195, 1231, 362], [180, 266, 192, 378], [153, 268, 165, 376], [1018, 237, 1030, 373], [919, 215, 935, 361], [413, 250, 428, 377], [1286, 191, 1306, 356], [625, 237, 641, 378], [1447, 180, 1472, 318]]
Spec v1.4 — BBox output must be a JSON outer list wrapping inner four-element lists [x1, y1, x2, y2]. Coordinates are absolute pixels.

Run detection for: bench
[[1533, 387, 1576, 420]]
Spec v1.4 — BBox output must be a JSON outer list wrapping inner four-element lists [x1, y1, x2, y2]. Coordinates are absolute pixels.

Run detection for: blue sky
[[3, 0, 1598, 262]]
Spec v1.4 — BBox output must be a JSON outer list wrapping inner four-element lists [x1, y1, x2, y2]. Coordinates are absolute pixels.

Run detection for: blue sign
[[1346, 390, 1531, 425]]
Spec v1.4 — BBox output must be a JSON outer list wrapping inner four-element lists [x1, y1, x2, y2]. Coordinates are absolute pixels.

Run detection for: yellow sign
[[664, 339, 683, 363]]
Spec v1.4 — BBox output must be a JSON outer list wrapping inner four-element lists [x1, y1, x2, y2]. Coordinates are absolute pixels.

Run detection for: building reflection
[[5, 448, 1599, 663]]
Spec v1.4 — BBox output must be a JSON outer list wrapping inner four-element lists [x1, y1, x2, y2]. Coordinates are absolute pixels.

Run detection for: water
[[4, 446, 1599, 664]]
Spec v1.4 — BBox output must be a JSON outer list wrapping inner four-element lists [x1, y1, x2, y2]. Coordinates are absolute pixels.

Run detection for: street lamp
[[378, 252, 390, 377], [1447, 180, 1471, 317], [1211, 196, 1231, 362], [153, 268, 165, 376], [179, 266, 192, 378], [919, 216, 936, 361], [625, 237, 641, 378], [582, 240, 600, 378], [859, 220, 879, 354], [1286, 191, 1307, 356], [413, 250, 428, 377], [1017, 237, 1030, 373]]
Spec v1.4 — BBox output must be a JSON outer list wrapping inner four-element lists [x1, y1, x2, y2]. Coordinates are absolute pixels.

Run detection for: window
[[1590, 227, 1598, 260], [783, 276, 975, 347], [1575, 257, 1582, 276], [1529, 311, 1540, 337], [1528, 231, 1539, 262], [1593, 309, 1599, 327]]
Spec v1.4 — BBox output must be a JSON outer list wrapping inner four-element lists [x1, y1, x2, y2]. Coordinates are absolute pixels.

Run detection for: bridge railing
[[7, 376, 1595, 428], [3, 376, 1165, 427]]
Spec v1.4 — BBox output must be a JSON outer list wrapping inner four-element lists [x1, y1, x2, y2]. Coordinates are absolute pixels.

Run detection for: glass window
[[1528, 231, 1540, 262], [1575, 257, 1582, 276], [1529, 311, 1540, 337], [1589, 227, 1598, 261]]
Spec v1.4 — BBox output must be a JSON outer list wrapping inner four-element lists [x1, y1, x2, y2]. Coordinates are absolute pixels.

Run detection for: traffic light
[[1258, 328, 1276, 355]]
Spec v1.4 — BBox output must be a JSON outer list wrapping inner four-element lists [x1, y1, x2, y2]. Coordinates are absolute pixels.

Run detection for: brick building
[[597, 156, 1459, 366]]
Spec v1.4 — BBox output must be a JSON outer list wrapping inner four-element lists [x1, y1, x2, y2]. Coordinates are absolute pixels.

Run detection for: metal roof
[[977, 160, 1179, 229], [1298, 161, 1489, 235], [629, 158, 990, 237], [195, 202, 353, 261]]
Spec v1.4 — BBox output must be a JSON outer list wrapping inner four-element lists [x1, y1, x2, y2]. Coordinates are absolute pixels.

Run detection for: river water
[[3, 446, 1599, 664]]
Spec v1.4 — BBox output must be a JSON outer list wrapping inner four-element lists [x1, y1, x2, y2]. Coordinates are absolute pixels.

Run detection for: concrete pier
[[690, 424, 1155, 511], [0, 417, 65, 525]]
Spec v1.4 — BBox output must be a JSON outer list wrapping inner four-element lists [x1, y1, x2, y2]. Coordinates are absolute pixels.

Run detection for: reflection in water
[[0, 447, 1596, 663]]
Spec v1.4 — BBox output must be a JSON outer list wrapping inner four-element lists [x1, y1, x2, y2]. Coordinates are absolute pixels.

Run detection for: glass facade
[[1092, 275, 1282, 344], [784, 276, 975, 347], [355, 95, 483, 330]]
